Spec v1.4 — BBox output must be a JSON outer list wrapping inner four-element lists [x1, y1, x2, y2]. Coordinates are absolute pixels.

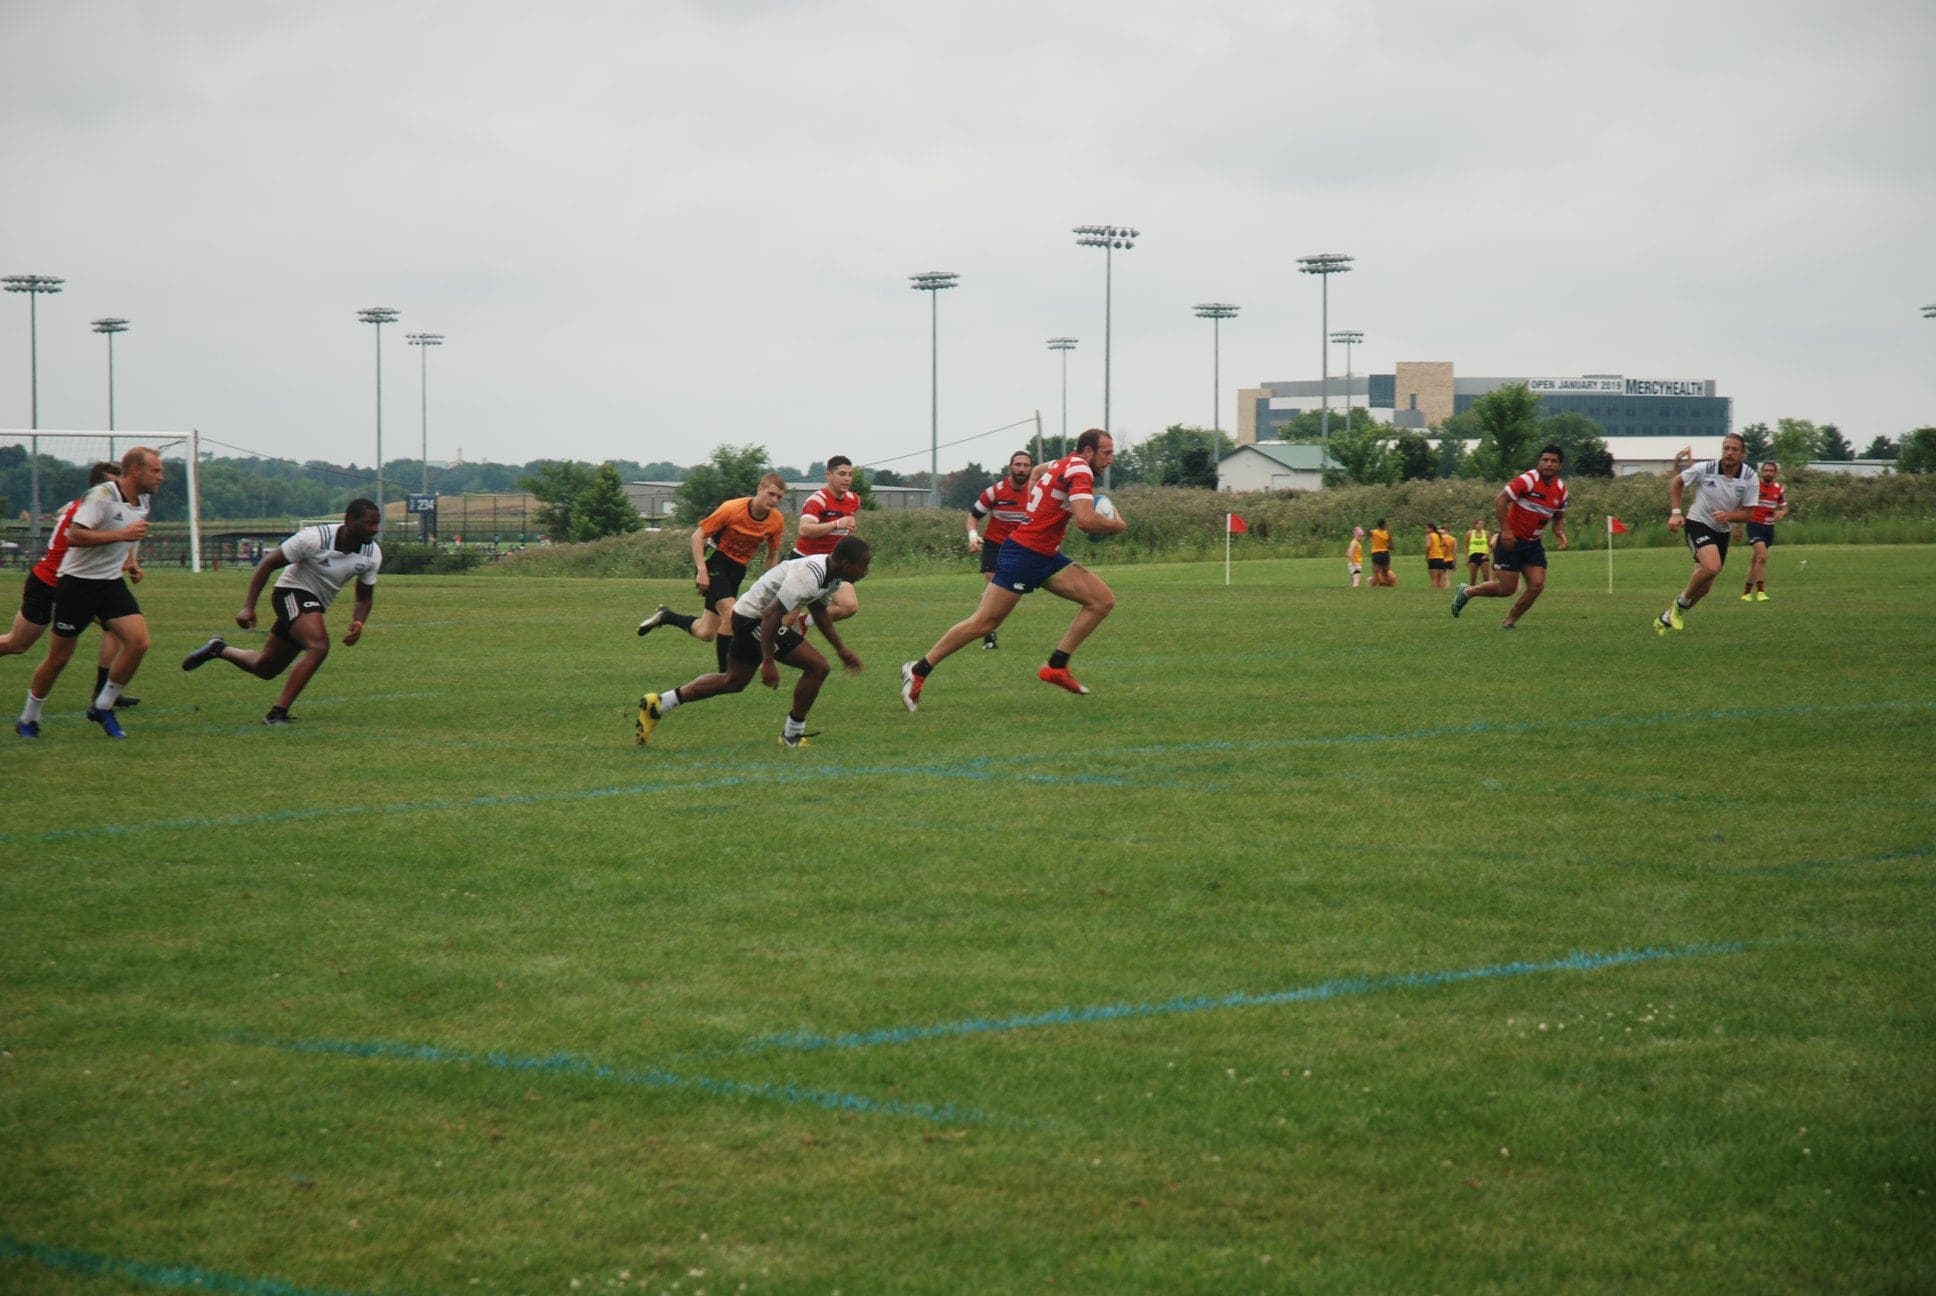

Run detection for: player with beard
[[1655, 432, 1757, 635], [1452, 444, 1570, 630], [963, 449, 1034, 649]]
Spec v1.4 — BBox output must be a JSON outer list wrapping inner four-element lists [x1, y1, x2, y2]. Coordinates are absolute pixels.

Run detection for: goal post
[[0, 428, 204, 573]]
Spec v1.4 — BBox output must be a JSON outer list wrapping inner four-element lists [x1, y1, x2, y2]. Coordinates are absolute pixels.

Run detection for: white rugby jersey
[[274, 523, 383, 611], [1679, 459, 1757, 531], [56, 481, 151, 580], [733, 554, 842, 621]]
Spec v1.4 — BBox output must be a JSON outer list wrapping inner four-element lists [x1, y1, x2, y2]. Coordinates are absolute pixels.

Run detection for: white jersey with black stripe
[[1679, 459, 1757, 531], [732, 554, 843, 621], [55, 481, 151, 580], [273, 523, 382, 612]]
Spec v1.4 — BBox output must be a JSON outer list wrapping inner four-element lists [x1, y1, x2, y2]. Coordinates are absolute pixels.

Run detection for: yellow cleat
[[635, 693, 661, 746], [1755, 591, 1770, 601], [1740, 593, 1755, 602]]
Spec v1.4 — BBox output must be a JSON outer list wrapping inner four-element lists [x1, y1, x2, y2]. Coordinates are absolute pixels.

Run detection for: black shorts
[[728, 610, 807, 668], [1428, 558, 1452, 571], [19, 572, 57, 627], [269, 587, 327, 644], [1684, 521, 1730, 563], [1492, 538, 1547, 573], [1370, 551, 1390, 568], [978, 539, 1004, 575], [1747, 523, 1776, 548], [52, 576, 140, 638], [702, 551, 749, 614], [1467, 552, 1488, 565]]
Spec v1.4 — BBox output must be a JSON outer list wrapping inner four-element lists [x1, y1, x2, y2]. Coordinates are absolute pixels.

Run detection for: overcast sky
[[4, 0, 1933, 478]]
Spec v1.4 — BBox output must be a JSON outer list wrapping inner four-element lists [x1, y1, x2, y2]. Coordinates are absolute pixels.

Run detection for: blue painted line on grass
[[735, 941, 1746, 1056], [0, 1235, 368, 1296], [231, 1032, 993, 1126]]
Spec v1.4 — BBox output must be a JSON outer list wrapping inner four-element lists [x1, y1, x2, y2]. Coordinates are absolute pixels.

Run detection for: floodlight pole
[[358, 306, 400, 518], [92, 317, 130, 459], [1297, 253, 1354, 472], [909, 271, 959, 507], [5, 273, 66, 550], [1330, 329, 1362, 428], [1046, 337, 1077, 459], [1194, 303, 1240, 478], [1075, 224, 1138, 487], [405, 332, 444, 494]]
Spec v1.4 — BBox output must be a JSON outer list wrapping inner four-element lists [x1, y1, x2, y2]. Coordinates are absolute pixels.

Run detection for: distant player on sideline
[[181, 499, 382, 725], [1452, 444, 1569, 630], [1346, 527, 1365, 587], [964, 449, 1034, 648], [1741, 459, 1788, 602], [635, 537, 870, 750], [17, 447, 164, 738], [900, 428, 1126, 711], [788, 456, 862, 626], [1425, 523, 1455, 589], [2, 462, 139, 709], [1464, 518, 1493, 585], [636, 473, 787, 672], [1655, 432, 1757, 635], [1368, 519, 1395, 586]]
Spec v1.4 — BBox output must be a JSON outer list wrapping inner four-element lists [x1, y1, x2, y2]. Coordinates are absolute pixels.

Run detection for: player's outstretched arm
[[810, 601, 862, 673]]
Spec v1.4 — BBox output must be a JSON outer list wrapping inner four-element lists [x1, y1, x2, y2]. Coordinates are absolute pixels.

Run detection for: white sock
[[22, 692, 46, 724], [783, 714, 805, 739], [660, 689, 682, 712], [94, 680, 124, 711]]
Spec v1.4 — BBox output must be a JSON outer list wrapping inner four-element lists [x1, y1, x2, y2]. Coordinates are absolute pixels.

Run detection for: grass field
[[3, 543, 1932, 1295]]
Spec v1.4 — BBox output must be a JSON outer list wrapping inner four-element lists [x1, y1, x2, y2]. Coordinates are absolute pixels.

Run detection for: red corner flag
[[1607, 516, 1629, 535], [1227, 513, 1248, 535]]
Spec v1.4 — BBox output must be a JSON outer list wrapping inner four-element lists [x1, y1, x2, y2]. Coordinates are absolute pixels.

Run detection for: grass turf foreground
[[2, 544, 1931, 1295]]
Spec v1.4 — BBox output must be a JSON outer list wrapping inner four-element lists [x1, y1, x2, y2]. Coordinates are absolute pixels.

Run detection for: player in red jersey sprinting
[[901, 429, 1125, 711], [1451, 444, 1569, 630], [963, 448, 1033, 650]]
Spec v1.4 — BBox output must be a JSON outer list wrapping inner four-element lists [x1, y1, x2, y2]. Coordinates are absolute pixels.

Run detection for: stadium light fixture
[[406, 332, 445, 496], [357, 306, 400, 518], [1194, 303, 1240, 476], [1297, 253, 1354, 469], [909, 272, 960, 508], [91, 317, 131, 457], [1046, 337, 1078, 460], [1330, 329, 1363, 423], [6, 272, 66, 550], [1924, 303, 1936, 319], [1074, 224, 1139, 487]]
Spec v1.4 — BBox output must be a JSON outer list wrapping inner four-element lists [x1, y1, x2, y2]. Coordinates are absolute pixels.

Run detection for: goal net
[[0, 428, 204, 572]]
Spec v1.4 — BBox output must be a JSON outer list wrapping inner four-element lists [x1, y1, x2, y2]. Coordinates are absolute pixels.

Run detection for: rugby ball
[[1092, 494, 1118, 521]]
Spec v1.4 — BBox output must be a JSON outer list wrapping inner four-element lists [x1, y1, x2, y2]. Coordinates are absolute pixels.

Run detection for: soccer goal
[[0, 428, 204, 572]]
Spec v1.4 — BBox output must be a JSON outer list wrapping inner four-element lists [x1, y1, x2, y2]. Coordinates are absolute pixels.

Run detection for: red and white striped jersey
[[1008, 453, 1095, 556], [971, 476, 1032, 545], [31, 497, 86, 585], [1750, 480, 1787, 525], [793, 487, 860, 557], [1502, 469, 1568, 541]]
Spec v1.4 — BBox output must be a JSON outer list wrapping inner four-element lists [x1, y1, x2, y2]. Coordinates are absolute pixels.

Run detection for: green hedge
[[478, 469, 1936, 578]]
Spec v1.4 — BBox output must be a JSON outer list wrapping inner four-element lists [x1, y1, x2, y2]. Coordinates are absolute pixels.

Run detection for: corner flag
[[1605, 514, 1628, 592], [1607, 516, 1629, 535], [1227, 513, 1248, 534]]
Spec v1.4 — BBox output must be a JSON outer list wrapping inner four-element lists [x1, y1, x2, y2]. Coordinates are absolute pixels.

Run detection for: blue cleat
[[15, 720, 39, 739], [85, 706, 126, 739]]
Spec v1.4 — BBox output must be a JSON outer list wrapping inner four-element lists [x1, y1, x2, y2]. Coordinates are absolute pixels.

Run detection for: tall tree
[[1392, 430, 1434, 482], [1769, 418, 1823, 468], [570, 464, 645, 542], [1434, 433, 1466, 479], [1124, 424, 1230, 487], [674, 444, 771, 523], [1861, 434, 1899, 461], [1538, 411, 1614, 477], [1897, 427, 1936, 474], [1463, 384, 1544, 482], [936, 462, 988, 510], [1321, 420, 1399, 486], [1817, 424, 1853, 461], [1738, 422, 1772, 463], [521, 461, 598, 539]]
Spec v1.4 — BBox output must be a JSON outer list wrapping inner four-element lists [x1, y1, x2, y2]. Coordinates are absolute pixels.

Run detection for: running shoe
[[182, 636, 227, 670], [264, 708, 296, 726], [1451, 583, 1470, 618], [779, 731, 819, 749], [635, 693, 661, 745], [899, 661, 924, 713], [636, 606, 672, 637], [983, 633, 998, 650], [1739, 593, 1754, 602], [85, 706, 126, 739], [1038, 665, 1089, 695], [1755, 591, 1770, 602], [1666, 604, 1684, 631], [15, 720, 38, 739], [1499, 622, 1517, 631]]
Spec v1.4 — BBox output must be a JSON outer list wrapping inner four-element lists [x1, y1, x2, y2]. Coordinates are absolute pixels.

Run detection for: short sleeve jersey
[[1369, 527, 1391, 555], [1750, 480, 1787, 526], [1679, 459, 1756, 531], [733, 554, 844, 622], [1502, 470, 1568, 541], [793, 487, 860, 557], [275, 523, 383, 611], [700, 496, 785, 567], [56, 482, 150, 580], [1007, 453, 1095, 556], [1347, 538, 1363, 564], [33, 498, 87, 585], [971, 477, 1032, 546]]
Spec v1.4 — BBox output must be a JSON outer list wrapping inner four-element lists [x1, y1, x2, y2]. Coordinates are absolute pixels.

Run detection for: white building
[[1216, 442, 1326, 493]]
